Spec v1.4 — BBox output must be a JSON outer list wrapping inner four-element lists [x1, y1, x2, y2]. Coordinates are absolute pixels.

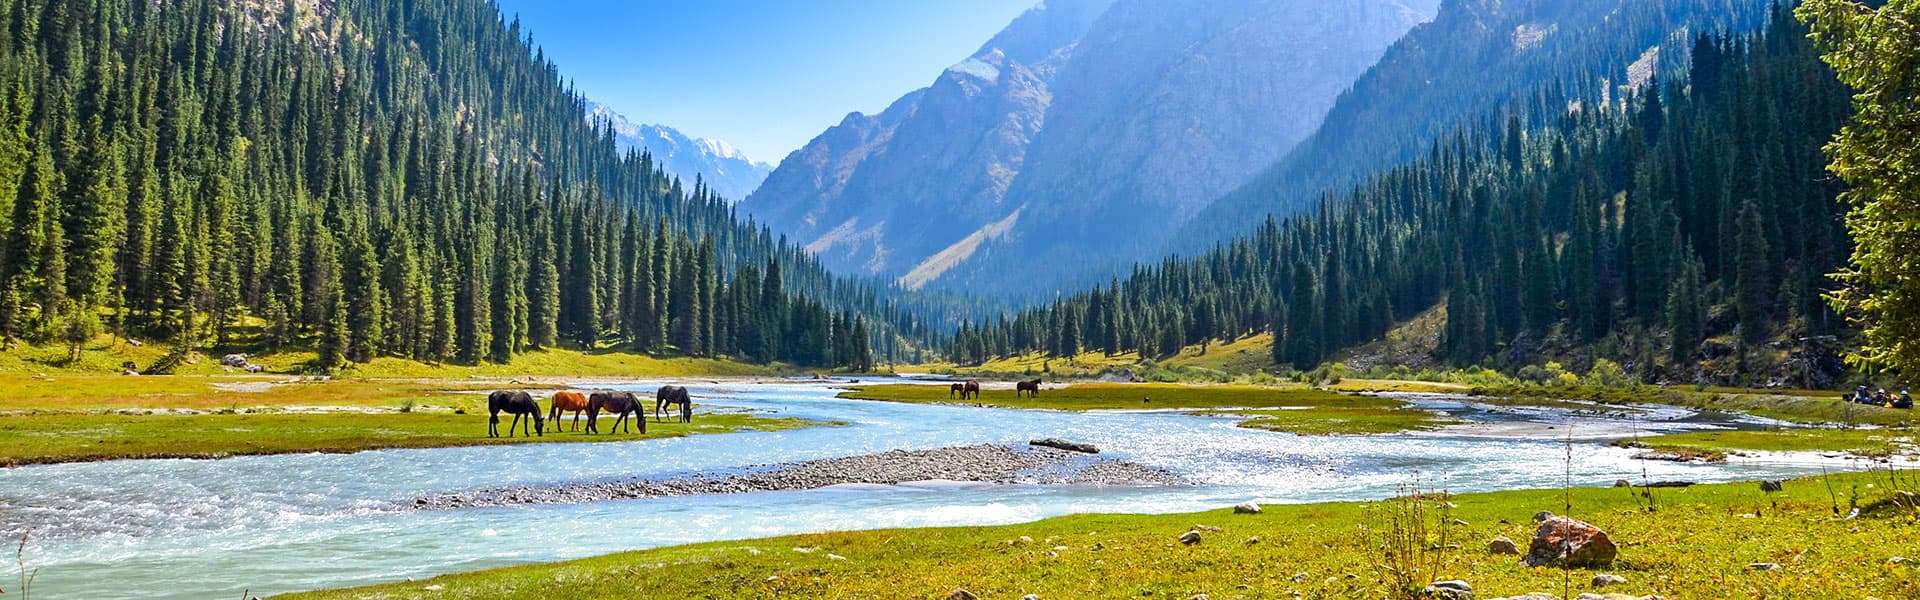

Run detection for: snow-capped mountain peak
[[584, 100, 773, 201]]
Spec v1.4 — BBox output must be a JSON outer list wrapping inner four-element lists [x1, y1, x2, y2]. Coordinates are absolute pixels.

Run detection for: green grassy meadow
[[281, 470, 1920, 600]]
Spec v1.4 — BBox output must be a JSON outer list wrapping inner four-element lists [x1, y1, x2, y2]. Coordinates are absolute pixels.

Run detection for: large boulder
[[1521, 516, 1616, 568], [220, 353, 251, 367]]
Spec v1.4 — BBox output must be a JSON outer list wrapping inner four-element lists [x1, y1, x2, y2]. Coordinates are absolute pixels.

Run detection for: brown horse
[[587, 391, 646, 435], [487, 390, 544, 438], [949, 383, 966, 399], [1015, 378, 1042, 397], [548, 390, 591, 431], [656, 385, 693, 423], [962, 380, 981, 400]]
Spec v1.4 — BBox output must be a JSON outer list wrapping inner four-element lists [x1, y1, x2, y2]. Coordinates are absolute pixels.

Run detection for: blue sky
[[492, 0, 1039, 165]]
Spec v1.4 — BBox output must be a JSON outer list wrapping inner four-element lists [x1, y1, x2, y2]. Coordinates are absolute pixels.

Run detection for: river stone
[[1747, 562, 1782, 571], [1522, 517, 1616, 568], [1023, 595, 1039, 600], [1030, 438, 1099, 454], [1532, 511, 1554, 522], [1488, 536, 1519, 555], [1424, 580, 1473, 599], [1186, 595, 1210, 600], [1234, 502, 1262, 514], [946, 589, 979, 600], [1759, 480, 1784, 492], [1291, 572, 1309, 583], [1179, 530, 1203, 545], [1592, 573, 1627, 587]]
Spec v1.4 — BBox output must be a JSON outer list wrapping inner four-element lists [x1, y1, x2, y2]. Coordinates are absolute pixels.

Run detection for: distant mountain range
[[586, 101, 773, 202], [743, 0, 1439, 294]]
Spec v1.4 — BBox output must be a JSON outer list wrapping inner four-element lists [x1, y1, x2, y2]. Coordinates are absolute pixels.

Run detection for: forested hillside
[[0, 0, 912, 371], [946, 8, 1853, 386], [1181, 0, 1775, 254]]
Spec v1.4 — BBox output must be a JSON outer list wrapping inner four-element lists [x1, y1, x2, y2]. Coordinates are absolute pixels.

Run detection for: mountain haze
[[586, 101, 774, 202], [746, 0, 1439, 295]]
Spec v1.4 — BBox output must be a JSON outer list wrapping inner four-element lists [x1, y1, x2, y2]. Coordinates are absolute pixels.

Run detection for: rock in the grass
[[1022, 595, 1039, 600], [1747, 562, 1782, 572], [1186, 595, 1210, 600], [1423, 580, 1473, 599], [1234, 502, 1262, 514], [1029, 438, 1099, 454], [1179, 530, 1203, 545], [1522, 516, 1617, 568], [1592, 573, 1627, 587], [1488, 595, 1558, 600], [1488, 536, 1520, 555], [1613, 479, 1631, 488], [1759, 480, 1784, 493], [220, 353, 250, 367], [946, 589, 979, 600], [1532, 510, 1555, 522], [1291, 572, 1310, 583], [1889, 556, 1910, 565]]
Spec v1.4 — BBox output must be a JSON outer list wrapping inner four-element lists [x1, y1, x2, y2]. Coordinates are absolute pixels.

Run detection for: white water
[[0, 380, 1850, 598]]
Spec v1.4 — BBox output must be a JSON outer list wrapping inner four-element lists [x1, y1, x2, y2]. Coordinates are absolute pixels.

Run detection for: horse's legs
[[489, 412, 499, 437]]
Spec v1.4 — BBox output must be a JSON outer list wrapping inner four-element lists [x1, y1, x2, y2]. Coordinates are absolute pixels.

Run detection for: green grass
[[1618, 428, 1915, 460], [1475, 385, 1916, 427], [841, 383, 1445, 435], [281, 470, 1920, 600], [0, 333, 785, 378], [0, 411, 821, 466], [1208, 407, 1455, 435], [840, 382, 1398, 411]]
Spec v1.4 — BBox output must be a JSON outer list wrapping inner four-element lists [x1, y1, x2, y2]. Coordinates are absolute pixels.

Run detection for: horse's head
[[532, 412, 546, 436]]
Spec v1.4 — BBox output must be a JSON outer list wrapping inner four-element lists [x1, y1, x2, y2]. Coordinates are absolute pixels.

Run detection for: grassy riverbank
[[0, 411, 815, 466], [0, 373, 825, 466], [838, 383, 1452, 435], [1617, 428, 1916, 462], [283, 470, 1920, 599]]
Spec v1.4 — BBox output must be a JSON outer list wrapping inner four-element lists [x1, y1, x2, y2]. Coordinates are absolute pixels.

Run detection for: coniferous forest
[[946, 8, 1856, 386], [0, 0, 930, 371]]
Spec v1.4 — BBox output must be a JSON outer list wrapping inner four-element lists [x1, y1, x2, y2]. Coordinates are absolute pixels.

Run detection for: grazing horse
[[487, 390, 544, 438], [949, 382, 966, 399], [962, 380, 981, 400], [656, 385, 693, 423], [587, 391, 646, 435], [548, 390, 591, 431], [1016, 378, 1042, 397]]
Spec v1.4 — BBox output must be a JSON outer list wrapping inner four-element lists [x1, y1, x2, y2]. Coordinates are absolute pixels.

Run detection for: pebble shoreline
[[412, 444, 1184, 509]]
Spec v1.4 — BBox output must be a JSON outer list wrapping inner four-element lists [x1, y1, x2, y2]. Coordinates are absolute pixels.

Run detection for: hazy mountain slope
[[927, 0, 1438, 296], [1178, 0, 1775, 250], [585, 101, 773, 202], [749, 0, 1437, 295], [743, 0, 1112, 277]]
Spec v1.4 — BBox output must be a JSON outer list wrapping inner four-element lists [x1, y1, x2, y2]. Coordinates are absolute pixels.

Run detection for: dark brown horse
[[1016, 378, 1042, 397], [962, 380, 981, 400], [548, 390, 591, 431], [656, 385, 693, 423], [949, 382, 966, 399], [487, 390, 544, 438], [587, 391, 646, 435]]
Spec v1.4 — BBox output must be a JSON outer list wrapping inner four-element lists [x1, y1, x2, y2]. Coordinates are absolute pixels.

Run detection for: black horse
[[487, 390, 544, 438], [587, 391, 647, 435], [656, 385, 693, 423]]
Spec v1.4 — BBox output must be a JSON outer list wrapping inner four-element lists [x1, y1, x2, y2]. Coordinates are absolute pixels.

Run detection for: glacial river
[[0, 379, 1863, 598]]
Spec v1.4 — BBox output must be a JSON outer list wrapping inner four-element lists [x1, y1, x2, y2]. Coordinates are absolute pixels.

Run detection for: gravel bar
[[411, 444, 1183, 509]]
